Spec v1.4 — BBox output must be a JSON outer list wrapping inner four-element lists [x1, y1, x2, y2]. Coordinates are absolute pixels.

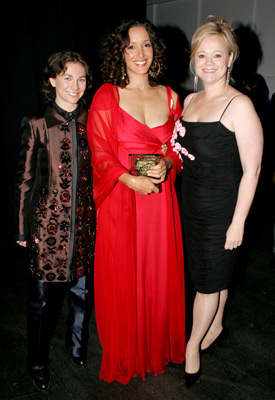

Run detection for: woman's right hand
[[16, 241, 27, 247], [118, 173, 159, 195]]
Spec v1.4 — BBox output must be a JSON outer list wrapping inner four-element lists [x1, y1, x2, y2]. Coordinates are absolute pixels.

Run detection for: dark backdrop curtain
[[1, 1, 146, 259]]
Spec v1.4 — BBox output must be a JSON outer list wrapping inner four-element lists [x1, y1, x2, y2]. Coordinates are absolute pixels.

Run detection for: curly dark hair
[[101, 19, 166, 88], [42, 50, 93, 103]]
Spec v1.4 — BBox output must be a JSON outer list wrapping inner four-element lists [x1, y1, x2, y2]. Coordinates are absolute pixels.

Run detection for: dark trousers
[[26, 275, 94, 380]]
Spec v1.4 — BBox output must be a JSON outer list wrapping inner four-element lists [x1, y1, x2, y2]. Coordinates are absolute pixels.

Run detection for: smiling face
[[49, 61, 87, 111], [123, 26, 153, 79], [194, 35, 233, 86]]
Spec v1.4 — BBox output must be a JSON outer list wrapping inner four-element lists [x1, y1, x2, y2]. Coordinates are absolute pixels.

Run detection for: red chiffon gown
[[87, 83, 185, 383]]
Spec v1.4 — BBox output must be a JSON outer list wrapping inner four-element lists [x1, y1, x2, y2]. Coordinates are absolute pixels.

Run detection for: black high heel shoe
[[185, 349, 201, 389], [185, 368, 201, 389], [200, 327, 229, 353]]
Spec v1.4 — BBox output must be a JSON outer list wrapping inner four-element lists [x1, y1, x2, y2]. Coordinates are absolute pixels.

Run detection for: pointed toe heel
[[185, 368, 201, 389]]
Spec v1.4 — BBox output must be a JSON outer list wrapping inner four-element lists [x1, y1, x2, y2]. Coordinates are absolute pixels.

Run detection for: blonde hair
[[190, 15, 239, 75]]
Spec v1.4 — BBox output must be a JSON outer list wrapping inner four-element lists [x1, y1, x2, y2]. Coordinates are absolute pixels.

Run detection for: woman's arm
[[14, 117, 39, 245], [224, 95, 263, 250], [87, 85, 160, 203]]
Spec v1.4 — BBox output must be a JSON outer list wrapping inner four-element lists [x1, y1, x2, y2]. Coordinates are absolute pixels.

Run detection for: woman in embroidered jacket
[[87, 19, 186, 384], [14, 51, 96, 393]]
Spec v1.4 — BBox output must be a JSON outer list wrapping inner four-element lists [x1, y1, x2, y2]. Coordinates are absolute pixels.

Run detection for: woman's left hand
[[147, 157, 172, 184], [224, 221, 244, 250]]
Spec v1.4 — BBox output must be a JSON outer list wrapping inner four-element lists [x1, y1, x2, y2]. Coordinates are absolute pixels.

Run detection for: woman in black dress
[[172, 16, 263, 387]]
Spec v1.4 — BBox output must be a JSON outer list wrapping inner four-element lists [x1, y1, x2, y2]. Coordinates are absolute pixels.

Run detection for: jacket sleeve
[[87, 84, 128, 209], [14, 116, 39, 241]]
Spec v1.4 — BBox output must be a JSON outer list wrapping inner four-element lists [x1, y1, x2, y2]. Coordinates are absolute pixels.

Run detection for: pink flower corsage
[[171, 120, 195, 166]]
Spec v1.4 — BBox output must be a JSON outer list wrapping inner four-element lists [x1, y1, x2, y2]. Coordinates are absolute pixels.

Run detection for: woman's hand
[[131, 175, 161, 194], [224, 221, 244, 250], [118, 157, 173, 195], [147, 157, 173, 184], [118, 173, 159, 194], [16, 241, 27, 247]]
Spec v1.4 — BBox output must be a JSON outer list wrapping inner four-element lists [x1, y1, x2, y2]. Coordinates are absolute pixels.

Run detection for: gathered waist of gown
[[118, 141, 168, 154]]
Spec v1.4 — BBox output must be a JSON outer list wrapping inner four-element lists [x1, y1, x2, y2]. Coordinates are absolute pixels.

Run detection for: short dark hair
[[101, 19, 166, 88], [42, 50, 93, 102]]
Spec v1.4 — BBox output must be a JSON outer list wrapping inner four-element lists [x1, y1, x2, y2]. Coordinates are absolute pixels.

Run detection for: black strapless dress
[[173, 117, 242, 293]]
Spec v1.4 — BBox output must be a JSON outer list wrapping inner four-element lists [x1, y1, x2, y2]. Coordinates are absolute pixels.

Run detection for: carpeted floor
[[1, 218, 275, 400]]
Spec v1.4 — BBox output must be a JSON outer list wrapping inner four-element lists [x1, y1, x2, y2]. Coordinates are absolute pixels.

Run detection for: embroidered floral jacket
[[14, 103, 96, 282]]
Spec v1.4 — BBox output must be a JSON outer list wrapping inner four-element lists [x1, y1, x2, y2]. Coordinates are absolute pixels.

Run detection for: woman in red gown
[[87, 19, 186, 383]]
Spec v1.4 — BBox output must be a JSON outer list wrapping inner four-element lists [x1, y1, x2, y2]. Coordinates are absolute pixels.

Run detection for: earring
[[149, 60, 161, 79], [121, 62, 127, 81], [194, 74, 198, 92], [226, 67, 231, 86]]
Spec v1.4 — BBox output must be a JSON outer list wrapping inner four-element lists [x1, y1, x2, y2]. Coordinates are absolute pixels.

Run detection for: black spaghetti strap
[[182, 94, 197, 118], [219, 95, 242, 121]]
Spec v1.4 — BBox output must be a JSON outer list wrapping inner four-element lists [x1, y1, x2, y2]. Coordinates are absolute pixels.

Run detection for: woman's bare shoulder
[[227, 90, 256, 114], [182, 92, 197, 108]]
